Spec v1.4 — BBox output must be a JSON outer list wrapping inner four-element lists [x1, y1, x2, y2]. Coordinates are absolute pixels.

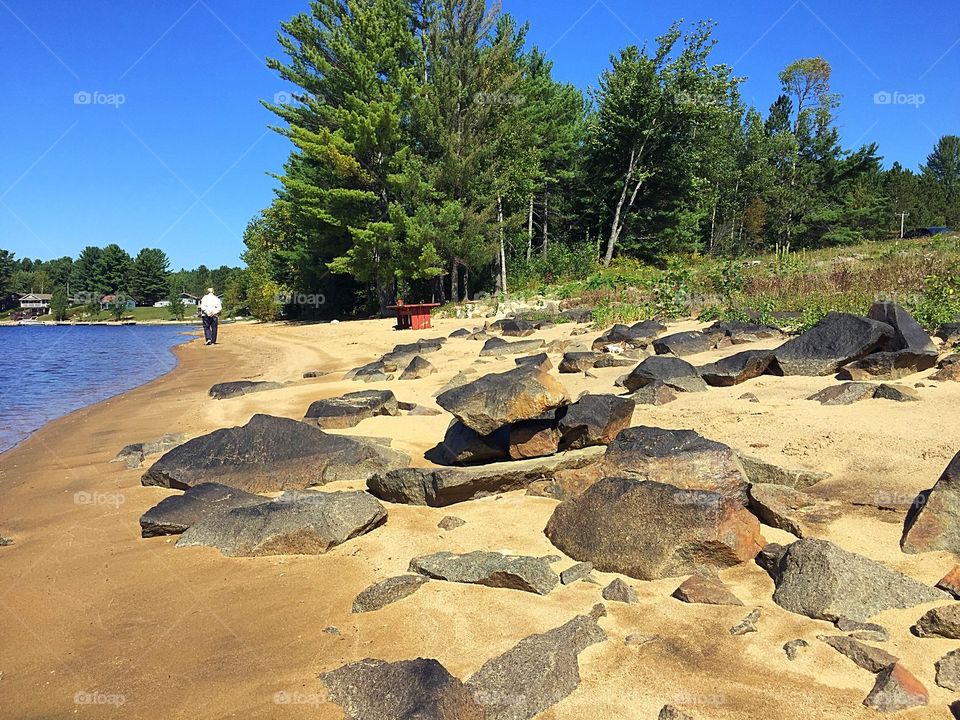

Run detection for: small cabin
[[100, 295, 137, 311], [18, 293, 52, 314]]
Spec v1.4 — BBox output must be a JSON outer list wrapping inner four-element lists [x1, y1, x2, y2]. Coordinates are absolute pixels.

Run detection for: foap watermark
[[74, 690, 126, 707], [474, 91, 524, 107], [273, 690, 323, 706], [677, 90, 726, 107], [873, 490, 925, 510], [74, 90, 126, 108], [274, 90, 294, 104], [74, 491, 125, 508], [276, 291, 326, 308], [873, 90, 925, 108], [670, 691, 726, 707]]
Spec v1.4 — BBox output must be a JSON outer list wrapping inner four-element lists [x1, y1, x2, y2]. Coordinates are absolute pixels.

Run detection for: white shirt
[[200, 293, 222, 317]]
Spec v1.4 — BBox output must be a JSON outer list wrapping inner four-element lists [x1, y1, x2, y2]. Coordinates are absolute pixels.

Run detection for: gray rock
[[352, 575, 428, 613], [601, 427, 750, 504], [466, 612, 606, 720], [652, 331, 713, 356], [142, 414, 409, 493], [936, 649, 960, 691], [176, 490, 387, 557], [783, 639, 808, 660], [748, 483, 814, 537], [560, 307, 594, 324], [863, 663, 928, 713], [545, 478, 765, 580], [738, 392, 759, 403], [737, 454, 830, 490], [704, 321, 784, 344], [113, 433, 186, 469], [838, 301, 938, 379], [0, 535, 12, 547], [602, 578, 638, 603], [323, 625, 341, 635], [769, 538, 946, 622], [514, 353, 551, 370], [557, 394, 636, 450], [558, 351, 604, 373], [320, 658, 486, 720], [368, 447, 604, 506], [449, 328, 471, 338], [697, 350, 776, 387], [873, 383, 920, 401], [817, 635, 898, 673], [623, 356, 707, 393], [400, 355, 436, 380], [729, 608, 760, 635], [302, 369, 329, 378], [627, 382, 677, 405], [479, 337, 546, 357], [435, 364, 569, 436], [912, 604, 960, 638], [139, 482, 265, 537], [409, 551, 559, 595], [433, 370, 475, 396], [901, 450, 960, 554], [499, 319, 536, 337], [836, 617, 890, 642], [658, 705, 694, 720], [438, 515, 466, 531], [303, 389, 399, 429], [560, 562, 594, 585], [508, 419, 560, 460], [208, 380, 283, 400], [426, 420, 510, 465], [773, 312, 894, 376], [807, 382, 877, 405]]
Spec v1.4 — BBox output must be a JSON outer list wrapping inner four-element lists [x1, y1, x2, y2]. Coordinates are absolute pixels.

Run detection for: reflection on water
[[0, 325, 194, 453]]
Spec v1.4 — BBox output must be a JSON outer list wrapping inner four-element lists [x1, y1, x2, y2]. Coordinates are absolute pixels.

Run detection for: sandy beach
[[1, 317, 958, 719]]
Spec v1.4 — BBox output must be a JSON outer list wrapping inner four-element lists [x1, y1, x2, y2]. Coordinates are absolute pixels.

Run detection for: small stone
[[601, 578, 638, 603], [936, 566, 960, 599], [625, 634, 660, 647], [658, 705, 694, 720], [863, 663, 928, 713], [303, 370, 329, 378], [783, 639, 808, 660], [352, 575, 428, 613], [729, 608, 760, 635], [409, 551, 559, 595], [627, 381, 677, 406], [560, 562, 594, 585], [671, 575, 743, 606], [738, 392, 759, 403], [874, 383, 920, 402], [807, 382, 877, 405], [323, 626, 342, 636], [913, 604, 960, 638], [935, 649, 960, 691], [0, 536, 13, 547], [817, 635, 898, 673], [836, 617, 889, 642], [437, 516, 466, 531]]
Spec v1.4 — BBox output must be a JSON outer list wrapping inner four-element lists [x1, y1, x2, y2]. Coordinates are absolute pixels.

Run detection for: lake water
[[0, 325, 195, 453]]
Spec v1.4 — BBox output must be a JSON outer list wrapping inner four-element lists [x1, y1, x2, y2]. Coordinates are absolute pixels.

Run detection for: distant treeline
[[238, 0, 960, 317], [0, 245, 241, 309]]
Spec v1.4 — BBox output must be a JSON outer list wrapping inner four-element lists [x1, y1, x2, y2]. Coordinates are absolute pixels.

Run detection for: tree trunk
[[542, 193, 549, 259], [497, 193, 507, 295], [463, 264, 469, 301], [450, 258, 459, 303], [526, 195, 533, 261]]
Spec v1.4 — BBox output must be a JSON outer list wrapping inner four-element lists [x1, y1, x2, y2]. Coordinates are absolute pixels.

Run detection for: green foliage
[[129, 248, 171, 305], [49, 288, 69, 321], [167, 289, 186, 321], [907, 272, 960, 332], [108, 292, 131, 321], [646, 265, 691, 318]]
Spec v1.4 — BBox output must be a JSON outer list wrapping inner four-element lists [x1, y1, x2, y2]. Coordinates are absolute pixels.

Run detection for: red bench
[[388, 303, 439, 330]]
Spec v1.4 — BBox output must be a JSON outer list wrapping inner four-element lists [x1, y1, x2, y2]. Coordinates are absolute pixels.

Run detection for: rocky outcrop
[[697, 350, 775, 387], [601, 427, 750, 504], [367, 447, 604, 506], [351, 575, 428, 613], [435, 365, 569, 436], [622, 356, 707, 393], [901, 450, 960, 554], [508, 419, 560, 459], [141, 414, 409, 493], [409, 551, 559, 595], [303, 390, 399, 429], [208, 380, 283, 400], [544, 478, 765, 580], [936, 566, 960, 598], [767, 538, 946, 622], [772, 312, 894, 376], [175, 490, 387, 557], [139, 483, 265, 537], [652, 331, 713, 357], [466, 612, 606, 720], [320, 658, 486, 720]]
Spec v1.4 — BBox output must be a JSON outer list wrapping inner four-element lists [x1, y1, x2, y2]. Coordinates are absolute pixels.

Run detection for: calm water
[[0, 325, 195, 453]]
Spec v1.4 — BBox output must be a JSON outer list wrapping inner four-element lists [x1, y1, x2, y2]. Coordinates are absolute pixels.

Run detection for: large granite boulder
[[139, 483, 265, 537], [558, 352, 604, 373], [466, 611, 606, 719], [557, 394, 635, 450], [368, 447, 604, 506], [601, 427, 749, 504], [320, 658, 485, 720], [767, 538, 946, 622], [352, 575, 428, 613], [141, 414, 409, 493], [544, 478, 765, 580], [772, 312, 894, 376], [697, 350, 776, 387], [622, 356, 707, 393], [303, 389, 399, 429], [435, 365, 569, 436], [479, 337, 545, 357], [652, 331, 713, 356], [409, 551, 559, 595], [400, 355, 436, 380], [499, 319, 536, 337], [426, 421, 510, 465], [208, 380, 283, 400], [901, 450, 960, 554], [858, 301, 938, 378], [176, 490, 387, 557]]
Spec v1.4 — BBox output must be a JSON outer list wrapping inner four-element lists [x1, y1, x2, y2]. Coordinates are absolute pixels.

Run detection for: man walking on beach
[[200, 287, 222, 345]]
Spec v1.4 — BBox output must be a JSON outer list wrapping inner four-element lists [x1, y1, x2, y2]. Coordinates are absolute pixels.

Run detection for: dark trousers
[[202, 315, 218, 344]]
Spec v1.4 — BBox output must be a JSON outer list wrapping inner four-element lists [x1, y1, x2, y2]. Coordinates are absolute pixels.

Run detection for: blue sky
[[1, 0, 956, 269]]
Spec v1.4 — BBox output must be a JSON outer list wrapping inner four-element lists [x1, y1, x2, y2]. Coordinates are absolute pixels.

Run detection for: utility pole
[[897, 212, 908, 239]]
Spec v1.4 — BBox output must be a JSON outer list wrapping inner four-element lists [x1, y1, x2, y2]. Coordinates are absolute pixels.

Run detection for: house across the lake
[[18, 293, 52, 315], [100, 295, 137, 311], [153, 292, 198, 308]]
